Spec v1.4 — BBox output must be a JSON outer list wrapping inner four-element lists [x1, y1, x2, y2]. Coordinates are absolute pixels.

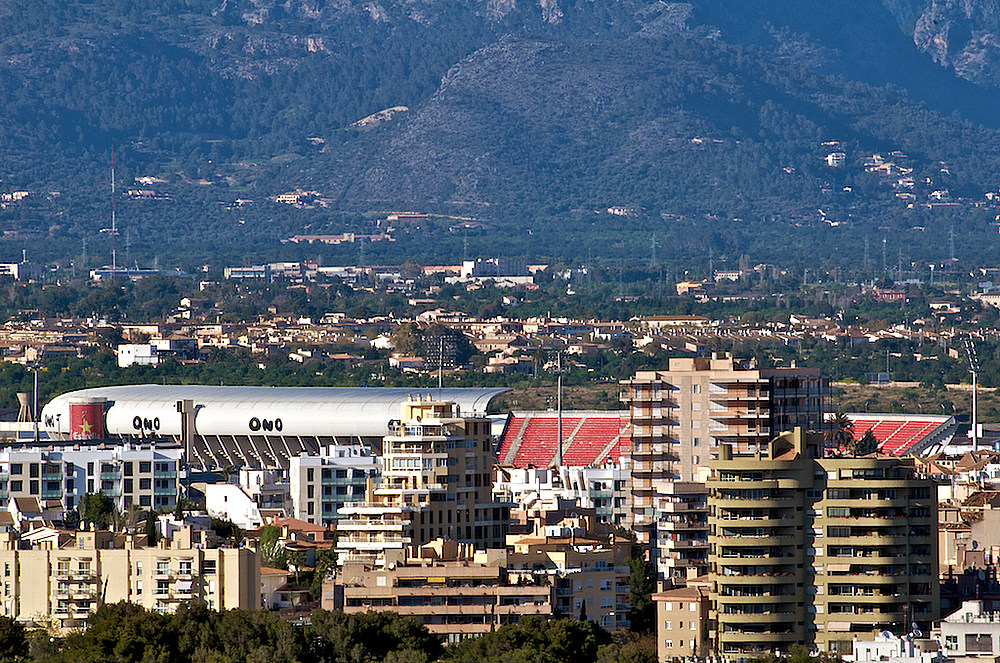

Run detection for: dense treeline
[[8, 603, 655, 663]]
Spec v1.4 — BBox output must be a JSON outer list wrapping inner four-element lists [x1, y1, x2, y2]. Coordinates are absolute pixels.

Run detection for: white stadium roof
[[41, 385, 508, 468]]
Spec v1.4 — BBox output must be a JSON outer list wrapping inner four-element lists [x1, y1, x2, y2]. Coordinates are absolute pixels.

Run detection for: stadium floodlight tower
[[965, 337, 981, 452]]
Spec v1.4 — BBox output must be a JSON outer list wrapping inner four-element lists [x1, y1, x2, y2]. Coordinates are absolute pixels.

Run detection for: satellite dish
[[881, 630, 894, 639], [913, 629, 923, 638], [973, 540, 980, 550]]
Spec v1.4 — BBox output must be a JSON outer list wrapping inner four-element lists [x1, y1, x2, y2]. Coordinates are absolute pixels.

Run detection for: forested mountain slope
[[1, 0, 1000, 268]]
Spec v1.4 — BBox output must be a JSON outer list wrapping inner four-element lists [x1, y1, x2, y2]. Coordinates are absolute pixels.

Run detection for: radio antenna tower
[[99, 147, 121, 279]]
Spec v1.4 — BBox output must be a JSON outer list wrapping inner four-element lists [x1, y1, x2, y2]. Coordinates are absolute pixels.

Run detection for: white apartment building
[[288, 444, 379, 525], [494, 465, 631, 527], [0, 443, 183, 513]]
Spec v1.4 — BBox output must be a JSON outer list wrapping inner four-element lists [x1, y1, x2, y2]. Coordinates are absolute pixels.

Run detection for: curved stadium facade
[[41, 385, 507, 469]]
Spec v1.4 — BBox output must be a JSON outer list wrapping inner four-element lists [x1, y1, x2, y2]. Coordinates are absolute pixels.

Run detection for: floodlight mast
[[965, 338, 980, 452]]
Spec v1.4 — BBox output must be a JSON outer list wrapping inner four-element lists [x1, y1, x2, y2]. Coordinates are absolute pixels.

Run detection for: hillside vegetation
[[2, 0, 1000, 269]]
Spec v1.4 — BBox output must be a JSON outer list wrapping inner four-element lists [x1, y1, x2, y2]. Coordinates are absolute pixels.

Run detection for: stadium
[[41, 385, 507, 469]]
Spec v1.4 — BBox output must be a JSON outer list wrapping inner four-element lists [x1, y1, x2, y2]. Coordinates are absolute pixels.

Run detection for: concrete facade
[[707, 428, 938, 658]]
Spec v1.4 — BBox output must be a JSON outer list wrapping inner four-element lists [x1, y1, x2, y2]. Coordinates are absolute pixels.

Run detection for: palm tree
[[827, 412, 855, 449]]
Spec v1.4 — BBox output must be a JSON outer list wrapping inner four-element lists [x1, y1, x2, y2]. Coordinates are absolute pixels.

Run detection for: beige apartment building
[[653, 481, 709, 584], [0, 526, 258, 630], [336, 396, 511, 565], [707, 428, 937, 659], [653, 583, 711, 660], [327, 540, 551, 644], [505, 531, 631, 631], [621, 355, 827, 542]]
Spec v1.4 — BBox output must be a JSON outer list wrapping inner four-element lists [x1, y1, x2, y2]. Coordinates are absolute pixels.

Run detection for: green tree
[[848, 429, 880, 456], [78, 492, 115, 529], [258, 525, 287, 570], [827, 412, 854, 449], [626, 539, 655, 633], [0, 615, 28, 663], [307, 609, 442, 663], [442, 616, 610, 663]]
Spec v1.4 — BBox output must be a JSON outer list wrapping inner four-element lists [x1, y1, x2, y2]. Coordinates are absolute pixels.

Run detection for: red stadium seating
[[500, 412, 630, 467], [846, 416, 948, 456]]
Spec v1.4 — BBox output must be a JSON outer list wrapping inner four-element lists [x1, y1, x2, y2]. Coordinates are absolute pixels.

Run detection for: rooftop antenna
[[882, 237, 887, 273], [965, 337, 980, 452], [950, 226, 956, 262]]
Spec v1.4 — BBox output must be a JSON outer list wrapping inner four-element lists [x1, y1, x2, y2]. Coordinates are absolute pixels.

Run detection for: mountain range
[[3, 0, 1000, 269]]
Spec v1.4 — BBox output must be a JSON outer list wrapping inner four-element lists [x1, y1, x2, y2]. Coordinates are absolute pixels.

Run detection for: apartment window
[[29, 464, 38, 478], [691, 385, 700, 394], [664, 641, 673, 650], [78, 560, 91, 573], [140, 478, 151, 490], [124, 479, 133, 493], [156, 561, 170, 575], [136, 562, 143, 575], [307, 502, 314, 516], [827, 507, 849, 517], [307, 468, 314, 482], [139, 462, 151, 473], [140, 495, 151, 507], [9, 464, 20, 475], [136, 580, 143, 595], [8, 481, 19, 493], [124, 462, 133, 476], [203, 560, 216, 575], [156, 580, 169, 596], [307, 485, 314, 499], [692, 438, 699, 447], [664, 621, 671, 630], [86, 462, 93, 476], [967, 635, 993, 653], [29, 481, 38, 495], [179, 560, 192, 575], [945, 636, 957, 651]]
